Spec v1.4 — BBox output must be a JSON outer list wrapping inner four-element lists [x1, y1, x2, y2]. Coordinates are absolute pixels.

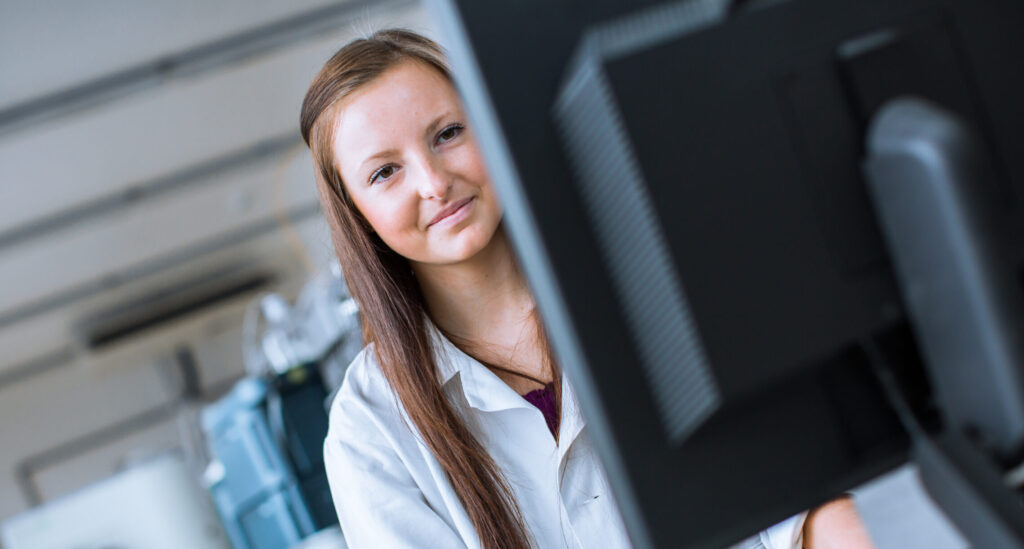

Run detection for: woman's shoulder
[[336, 343, 387, 397], [327, 343, 408, 440]]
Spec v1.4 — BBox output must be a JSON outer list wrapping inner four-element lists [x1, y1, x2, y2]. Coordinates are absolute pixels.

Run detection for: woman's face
[[330, 60, 502, 267]]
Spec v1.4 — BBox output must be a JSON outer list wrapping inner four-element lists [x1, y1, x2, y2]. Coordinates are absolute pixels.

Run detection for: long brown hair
[[300, 29, 554, 549]]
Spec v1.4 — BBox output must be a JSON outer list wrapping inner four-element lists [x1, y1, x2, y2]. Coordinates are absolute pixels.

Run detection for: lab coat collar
[[425, 318, 587, 452], [426, 319, 536, 414]]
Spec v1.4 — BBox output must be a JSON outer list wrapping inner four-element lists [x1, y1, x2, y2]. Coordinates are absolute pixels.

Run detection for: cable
[[859, 336, 926, 439]]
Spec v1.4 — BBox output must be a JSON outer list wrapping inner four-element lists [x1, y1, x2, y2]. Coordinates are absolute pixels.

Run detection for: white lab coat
[[323, 325, 806, 548]]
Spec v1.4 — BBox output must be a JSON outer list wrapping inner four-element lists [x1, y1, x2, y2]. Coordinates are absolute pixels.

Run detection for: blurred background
[[0, 1, 434, 547]]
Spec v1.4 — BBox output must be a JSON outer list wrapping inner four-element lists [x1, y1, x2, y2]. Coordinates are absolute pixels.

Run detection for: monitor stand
[[863, 97, 1024, 548]]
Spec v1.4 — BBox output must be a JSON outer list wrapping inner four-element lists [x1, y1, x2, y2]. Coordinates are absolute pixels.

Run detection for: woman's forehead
[[338, 61, 454, 129], [330, 61, 458, 169]]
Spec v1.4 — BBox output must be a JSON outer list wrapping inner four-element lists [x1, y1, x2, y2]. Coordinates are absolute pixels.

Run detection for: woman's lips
[[428, 197, 474, 227]]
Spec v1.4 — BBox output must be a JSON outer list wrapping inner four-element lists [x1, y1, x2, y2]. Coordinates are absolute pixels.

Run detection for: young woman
[[300, 29, 873, 549]]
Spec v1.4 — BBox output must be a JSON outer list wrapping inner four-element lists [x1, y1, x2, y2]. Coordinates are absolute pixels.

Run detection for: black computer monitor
[[428, 0, 1024, 546]]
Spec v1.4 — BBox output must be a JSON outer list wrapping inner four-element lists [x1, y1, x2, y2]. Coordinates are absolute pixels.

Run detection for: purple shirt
[[522, 382, 559, 438]]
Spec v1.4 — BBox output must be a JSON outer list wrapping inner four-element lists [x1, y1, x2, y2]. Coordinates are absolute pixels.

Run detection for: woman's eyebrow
[[423, 112, 453, 139], [359, 148, 399, 174]]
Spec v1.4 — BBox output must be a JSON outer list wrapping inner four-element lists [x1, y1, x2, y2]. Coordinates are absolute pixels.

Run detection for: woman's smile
[[429, 196, 475, 228]]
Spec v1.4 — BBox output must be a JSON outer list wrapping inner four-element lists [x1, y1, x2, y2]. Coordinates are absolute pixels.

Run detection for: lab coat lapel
[[557, 372, 586, 459]]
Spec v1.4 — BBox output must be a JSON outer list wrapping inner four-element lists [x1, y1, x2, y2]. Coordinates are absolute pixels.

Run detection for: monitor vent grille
[[555, 49, 721, 445]]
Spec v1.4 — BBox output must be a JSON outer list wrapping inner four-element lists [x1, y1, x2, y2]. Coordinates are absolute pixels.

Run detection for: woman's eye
[[436, 123, 464, 144], [370, 164, 397, 185]]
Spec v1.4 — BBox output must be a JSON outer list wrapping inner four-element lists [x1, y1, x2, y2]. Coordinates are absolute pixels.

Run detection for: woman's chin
[[425, 232, 498, 266]]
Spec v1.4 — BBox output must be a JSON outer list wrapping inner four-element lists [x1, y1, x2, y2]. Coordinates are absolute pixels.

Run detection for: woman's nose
[[415, 157, 452, 200]]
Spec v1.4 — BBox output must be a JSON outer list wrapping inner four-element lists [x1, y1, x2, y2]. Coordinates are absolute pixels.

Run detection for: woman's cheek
[[383, 202, 425, 255]]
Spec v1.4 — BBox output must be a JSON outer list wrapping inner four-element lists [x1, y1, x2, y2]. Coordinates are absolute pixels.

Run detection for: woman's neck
[[412, 230, 549, 387], [414, 230, 531, 338]]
